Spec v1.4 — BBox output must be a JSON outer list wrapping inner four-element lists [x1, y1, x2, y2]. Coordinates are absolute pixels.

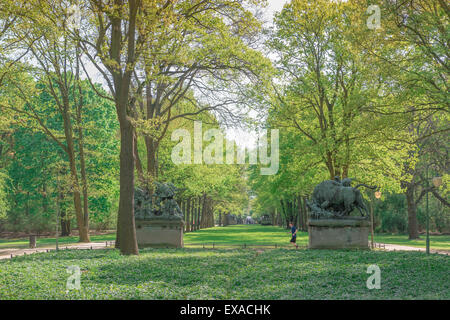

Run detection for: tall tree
[[3, 1, 95, 241], [80, 0, 269, 254]]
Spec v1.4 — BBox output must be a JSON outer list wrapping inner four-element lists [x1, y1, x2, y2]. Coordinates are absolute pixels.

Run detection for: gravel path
[[1, 241, 448, 260], [374, 242, 449, 255], [0, 241, 115, 260]]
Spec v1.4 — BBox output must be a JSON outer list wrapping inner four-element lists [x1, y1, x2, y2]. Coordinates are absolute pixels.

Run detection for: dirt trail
[[1, 241, 448, 260], [375, 242, 449, 255], [0, 241, 115, 260]]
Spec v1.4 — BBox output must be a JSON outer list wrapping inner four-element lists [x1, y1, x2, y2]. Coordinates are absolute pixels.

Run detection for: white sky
[[84, 0, 289, 150], [225, 0, 288, 150], [266, 0, 288, 18]]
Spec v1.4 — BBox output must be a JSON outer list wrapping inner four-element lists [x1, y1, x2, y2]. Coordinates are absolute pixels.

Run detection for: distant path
[[375, 243, 449, 255], [0, 241, 115, 260], [1, 236, 449, 260], [0, 225, 450, 259]]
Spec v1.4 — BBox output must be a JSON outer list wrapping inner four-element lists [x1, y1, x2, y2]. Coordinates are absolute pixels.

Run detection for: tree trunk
[[145, 136, 158, 191], [185, 197, 191, 232], [406, 184, 420, 239], [200, 193, 207, 228], [209, 201, 214, 227], [107, 0, 139, 254], [190, 197, 195, 231], [180, 199, 185, 222], [144, 81, 158, 193], [74, 48, 91, 242], [302, 196, 308, 231], [134, 131, 146, 188], [280, 199, 286, 227], [196, 196, 202, 230], [60, 215, 71, 236], [297, 195, 301, 229], [29, 235, 36, 249], [59, 192, 71, 236], [65, 127, 89, 242], [116, 118, 139, 255], [76, 99, 90, 242], [275, 208, 280, 226], [192, 197, 197, 231]]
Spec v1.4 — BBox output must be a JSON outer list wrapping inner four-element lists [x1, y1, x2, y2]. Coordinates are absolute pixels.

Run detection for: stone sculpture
[[134, 182, 184, 248], [307, 177, 376, 219], [134, 182, 183, 220], [306, 177, 375, 249]]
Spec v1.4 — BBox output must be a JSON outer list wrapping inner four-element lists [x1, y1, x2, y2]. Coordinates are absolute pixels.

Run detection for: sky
[[83, 0, 289, 150], [266, 0, 288, 18], [225, 0, 288, 150]]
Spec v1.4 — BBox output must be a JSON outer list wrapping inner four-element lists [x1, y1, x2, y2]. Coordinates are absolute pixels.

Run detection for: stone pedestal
[[308, 217, 370, 249], [29, 235, 37, 249], [135, 218, 185, 248]]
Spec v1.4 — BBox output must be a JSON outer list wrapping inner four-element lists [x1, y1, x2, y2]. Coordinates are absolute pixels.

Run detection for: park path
[[1, 241, 448, 260], [0, 241, 115, 260], [374, 242, 449, 255]]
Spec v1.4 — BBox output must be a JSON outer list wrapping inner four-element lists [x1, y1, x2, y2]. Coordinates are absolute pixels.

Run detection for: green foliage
[[0, 77, 119, 232], [184, 225, 308, 246], [1, 246, 448, 299], [248, 0, 449, 234], [266, 0, 412, 188], [0, 170, 9, 220], [156, 113, 250, 217], [0, 0, 448, 242], [4, 129, 59, 232], [374, 194, 408, 234], [373, 193, 450, 234]]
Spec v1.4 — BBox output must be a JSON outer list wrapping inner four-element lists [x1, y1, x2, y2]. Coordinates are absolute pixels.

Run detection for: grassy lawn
[[0, 247, 448, 299], [184, 225, 308, 247], [1, 224, 449, 250], [186, 225, 450, 250], [0, 224, 449, 299]]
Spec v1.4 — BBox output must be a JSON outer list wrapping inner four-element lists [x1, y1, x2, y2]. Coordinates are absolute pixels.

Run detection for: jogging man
[[288, 222, 298, 248]]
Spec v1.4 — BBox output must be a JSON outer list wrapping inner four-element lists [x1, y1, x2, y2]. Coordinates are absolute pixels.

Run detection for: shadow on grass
[[2, 246, 449, 299], [84, 248, 450, 299]]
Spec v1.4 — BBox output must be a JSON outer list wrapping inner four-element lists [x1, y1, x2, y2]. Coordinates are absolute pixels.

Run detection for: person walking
[[288, 222, 298, 249]]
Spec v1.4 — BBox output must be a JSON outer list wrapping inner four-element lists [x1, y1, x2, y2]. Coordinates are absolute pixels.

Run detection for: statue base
[[308, 217, 370, 249], [135, 218, 185, 248]]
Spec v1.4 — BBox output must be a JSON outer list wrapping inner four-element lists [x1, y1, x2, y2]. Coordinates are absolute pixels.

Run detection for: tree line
[[249, 0, 449, 238], [0, 0, 267, 253], [0, 0, 448, 250]]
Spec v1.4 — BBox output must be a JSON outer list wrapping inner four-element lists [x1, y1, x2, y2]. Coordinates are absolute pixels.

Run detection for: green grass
[[184, 225, 450, 250], [184, 225, 307, 247], [0, 247, 448, 299], [1, 225, 449, 251]]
